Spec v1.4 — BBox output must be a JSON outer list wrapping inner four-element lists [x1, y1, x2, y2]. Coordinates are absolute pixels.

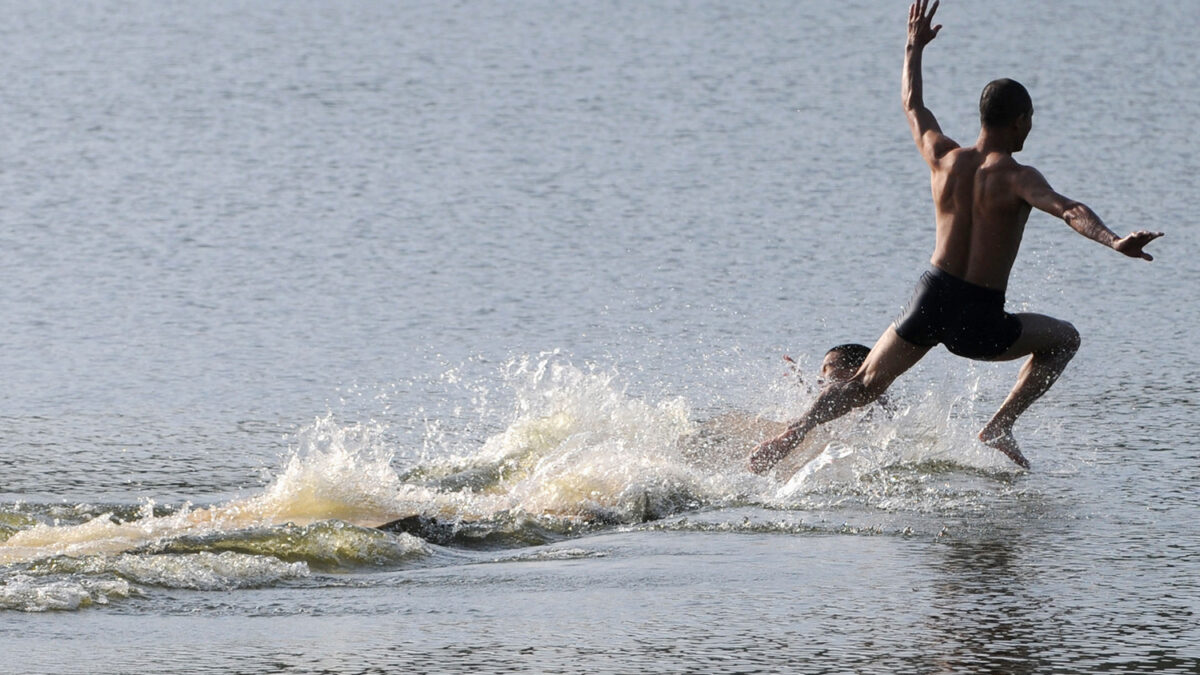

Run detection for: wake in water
[[0, 354, 1030, 610]]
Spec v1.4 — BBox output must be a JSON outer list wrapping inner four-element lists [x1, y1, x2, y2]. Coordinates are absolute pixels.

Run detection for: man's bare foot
[[979, 429, 1031, 469], [749, 429, 803, 474]]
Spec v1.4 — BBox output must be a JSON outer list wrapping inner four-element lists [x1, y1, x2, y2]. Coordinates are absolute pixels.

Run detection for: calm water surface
[[1, 1, 1198, 673]]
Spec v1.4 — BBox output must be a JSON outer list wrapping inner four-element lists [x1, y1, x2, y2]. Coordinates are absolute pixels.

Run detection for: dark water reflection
[[922, 527, 1199, 674], [924, 531, 1052, 674]]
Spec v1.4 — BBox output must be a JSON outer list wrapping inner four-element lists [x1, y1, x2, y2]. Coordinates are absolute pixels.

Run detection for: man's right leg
[[979, 313, 1081, 468], [749, 327, 930, 473]]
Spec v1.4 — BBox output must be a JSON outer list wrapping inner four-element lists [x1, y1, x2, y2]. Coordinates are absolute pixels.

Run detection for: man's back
[[749, 0, 1162, 475], [929, 147, 1033, 292]]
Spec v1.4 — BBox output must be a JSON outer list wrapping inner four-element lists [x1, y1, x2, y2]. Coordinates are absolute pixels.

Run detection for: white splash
[[0, 416, 427, 565], [0, 356, 1027, 570]]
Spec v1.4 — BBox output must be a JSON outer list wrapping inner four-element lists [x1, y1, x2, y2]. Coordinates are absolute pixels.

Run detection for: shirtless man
[[750, 0, 1162, 473]]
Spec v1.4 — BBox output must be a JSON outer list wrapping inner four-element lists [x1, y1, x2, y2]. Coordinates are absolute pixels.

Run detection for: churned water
[[1, 1, 1197, 673]]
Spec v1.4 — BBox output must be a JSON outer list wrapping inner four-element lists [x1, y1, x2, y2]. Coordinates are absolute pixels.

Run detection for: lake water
[[2, 1, 1198, 672]]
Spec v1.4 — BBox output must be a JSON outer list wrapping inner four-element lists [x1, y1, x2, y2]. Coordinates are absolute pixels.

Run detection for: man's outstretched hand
[[908, 0, 943, 49], [1114, 231, 1164, 261]]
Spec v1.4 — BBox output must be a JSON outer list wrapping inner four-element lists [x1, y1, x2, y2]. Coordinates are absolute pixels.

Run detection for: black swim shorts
[[892, 266, 1023, 359]]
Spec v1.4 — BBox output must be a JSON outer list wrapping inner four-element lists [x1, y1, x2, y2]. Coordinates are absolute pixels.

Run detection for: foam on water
[[152, 522, 429, 571], [399, 356, 1031, 536], [1, 550, 314, 612], [0, 355, 1030, 609], [0, 417, 432, 564], [443, 357, 718, 521], [0, 573, 133, 612], [38, 550, 309, 591]]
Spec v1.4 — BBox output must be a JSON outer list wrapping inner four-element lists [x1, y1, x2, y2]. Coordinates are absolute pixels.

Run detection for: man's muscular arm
[[903, 0, 958, 165], [1016, 166, 1163, 260]]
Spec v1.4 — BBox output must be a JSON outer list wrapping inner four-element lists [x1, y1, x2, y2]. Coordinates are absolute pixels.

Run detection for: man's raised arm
[[1016, 166, 1164, 261], [903, 0, 957, 165]]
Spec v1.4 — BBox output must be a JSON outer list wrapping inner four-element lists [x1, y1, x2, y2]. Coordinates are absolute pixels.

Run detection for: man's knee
[[1032, 320, 1080, 364], [1056, 321, 1081, 357]]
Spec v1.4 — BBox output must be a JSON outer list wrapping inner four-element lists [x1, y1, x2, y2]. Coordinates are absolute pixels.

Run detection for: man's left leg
[[978, 313, 1081, 468], [749, 327, 930, 473]]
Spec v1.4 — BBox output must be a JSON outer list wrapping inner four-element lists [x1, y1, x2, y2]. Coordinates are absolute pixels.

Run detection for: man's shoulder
[[1006, 161, 1050, 189], [977, 153, 1045, 186]]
